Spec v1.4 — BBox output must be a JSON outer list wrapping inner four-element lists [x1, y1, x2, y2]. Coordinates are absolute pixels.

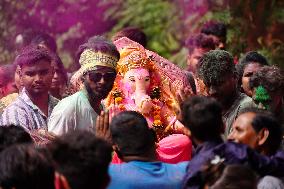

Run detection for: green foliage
[[1, 0, 283, 71], [0, 0, 113, 71], [183, 0, 283, 68], [104, 0, 183, 59], [254, 85, 270, 110]]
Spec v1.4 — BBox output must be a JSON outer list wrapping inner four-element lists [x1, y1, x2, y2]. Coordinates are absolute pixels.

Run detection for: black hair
[[197, 50, 236, 86], [236, 51, 268, 86], [249, 65, 284, 94], [0, 144, 55, 189], [0, 64, 16, 86], [181, 96, 223, 142], [201, 162, 257, 189], [77, 35, 120, 61], [110, 111, 156, 156], [15, 30, 57, 52], [112, 26, 147, 47], [239, 107, 282, 155], [14, 45, 52, 68], [47, 130, 112, 189], [185, 33, 216, 54], [30, 32, 57, 53], [0, 125, 33, 153], [201, 21, 227, 40], [50, 53, 68, 82]]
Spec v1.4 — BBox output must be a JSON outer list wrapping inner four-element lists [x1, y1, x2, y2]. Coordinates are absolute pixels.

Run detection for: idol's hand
[[135, 95, 153, 114]]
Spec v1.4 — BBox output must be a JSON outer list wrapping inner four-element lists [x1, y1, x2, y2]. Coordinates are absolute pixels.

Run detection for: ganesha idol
[[105, 37, 192, 163]]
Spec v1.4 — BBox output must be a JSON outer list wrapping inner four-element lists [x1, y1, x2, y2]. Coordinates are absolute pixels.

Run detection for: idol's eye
[[145, 77, 150, 82], [129, 76, 135, 82]]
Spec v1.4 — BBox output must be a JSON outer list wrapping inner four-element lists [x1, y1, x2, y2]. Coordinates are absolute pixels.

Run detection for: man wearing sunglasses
[[48, 36, 120, 136]]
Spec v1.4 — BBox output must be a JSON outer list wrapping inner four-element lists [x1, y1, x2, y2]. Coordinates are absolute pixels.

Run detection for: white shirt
[[48, 89, 100, 136]]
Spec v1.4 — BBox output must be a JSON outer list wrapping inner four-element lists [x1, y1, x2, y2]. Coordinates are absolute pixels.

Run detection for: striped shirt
[[0, 88, 58, 132]]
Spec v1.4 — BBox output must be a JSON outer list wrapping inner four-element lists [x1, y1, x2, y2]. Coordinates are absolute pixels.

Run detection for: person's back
[[108, 111, 188, 189], [108, 161, 187, 189]]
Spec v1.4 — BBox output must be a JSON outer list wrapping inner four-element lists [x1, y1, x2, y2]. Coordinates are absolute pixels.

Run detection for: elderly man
[[228, 108, 284, 189], [48, 36, 120, 135]]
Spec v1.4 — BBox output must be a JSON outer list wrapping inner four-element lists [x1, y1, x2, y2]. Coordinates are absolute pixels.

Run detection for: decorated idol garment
[[106, 37, 191, 139], [107, 37, 192, 163]]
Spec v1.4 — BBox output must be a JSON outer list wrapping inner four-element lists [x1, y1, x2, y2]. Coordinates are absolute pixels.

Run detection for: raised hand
[[95, 111, 112, 144]]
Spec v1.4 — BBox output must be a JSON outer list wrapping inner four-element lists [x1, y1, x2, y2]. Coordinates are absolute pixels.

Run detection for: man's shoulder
[[3, 96, 27, 112], [239, 93, 255, 108], [49, 95, 59, 105], [110, 161, 188, 172], [53, 91, 85, 110], [164, 161, 188, 170]]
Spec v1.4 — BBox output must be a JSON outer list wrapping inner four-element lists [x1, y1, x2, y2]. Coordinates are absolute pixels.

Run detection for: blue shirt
[[108, 161, 188, 189]]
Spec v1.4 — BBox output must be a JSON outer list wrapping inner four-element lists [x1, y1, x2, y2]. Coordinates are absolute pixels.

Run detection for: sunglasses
[[88, 72, 116, 82]]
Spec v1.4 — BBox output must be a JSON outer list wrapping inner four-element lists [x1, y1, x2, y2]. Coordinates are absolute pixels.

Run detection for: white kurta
[[48, 90, 99, 136]]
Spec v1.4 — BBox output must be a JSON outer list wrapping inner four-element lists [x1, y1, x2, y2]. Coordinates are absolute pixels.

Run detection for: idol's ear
[[54, 172, 71, 189]]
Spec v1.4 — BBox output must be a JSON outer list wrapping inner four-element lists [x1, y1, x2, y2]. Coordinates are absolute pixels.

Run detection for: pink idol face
[[123, 68, 151, 95]]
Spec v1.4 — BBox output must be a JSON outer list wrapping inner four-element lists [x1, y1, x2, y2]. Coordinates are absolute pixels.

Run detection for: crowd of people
[[0, 21, 283, 189]]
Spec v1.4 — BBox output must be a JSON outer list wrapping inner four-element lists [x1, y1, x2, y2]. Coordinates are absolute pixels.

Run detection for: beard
[[84, 81, 109, 100]]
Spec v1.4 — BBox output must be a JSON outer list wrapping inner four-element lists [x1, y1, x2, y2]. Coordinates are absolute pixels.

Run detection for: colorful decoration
[[254, 86, 270, 110], [105, 37, 189, 140]]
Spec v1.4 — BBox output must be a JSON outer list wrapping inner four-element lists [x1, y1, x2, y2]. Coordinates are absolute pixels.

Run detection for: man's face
[[84, 66, 116, 99], [204, 74, 237, 106], [187, 48, 208, 73], [20, 60, 54, 97], [51, 62, 66, 90], [208, 34, 226, 50], [14, 66, 22, 91], [0, 69, 17, 98], [242, 63, 262, 97], [228, 112, 259, 149]]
